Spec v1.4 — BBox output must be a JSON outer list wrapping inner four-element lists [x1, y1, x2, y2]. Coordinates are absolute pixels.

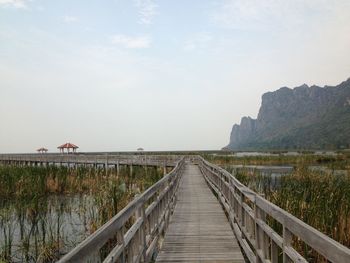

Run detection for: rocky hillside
[[225, 78, 350, 150]]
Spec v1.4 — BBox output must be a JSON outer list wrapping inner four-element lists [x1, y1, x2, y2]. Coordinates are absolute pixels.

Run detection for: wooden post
[[136, 204, 147, 262], [283, 226, 292, 263], [240, 192, 245, 229], [255, 204, 267, 263], [117, 226, 126, 263], [105, 155, 108, 176], [271, 240, 279, 263], [127, 241, 133, 263]]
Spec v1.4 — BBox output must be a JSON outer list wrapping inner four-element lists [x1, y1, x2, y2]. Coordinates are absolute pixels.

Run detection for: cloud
[[211, 0, 350, 30], [0, 0, 28, 8], [63, 15, 78, 23], [134, 0, 157, 25], [111, 35, 151, 49], [184, 33, 213, 51], [212, 0, 293, 29]]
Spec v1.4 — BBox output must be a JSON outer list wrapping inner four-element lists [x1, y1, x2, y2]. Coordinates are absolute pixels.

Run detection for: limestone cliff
[[225, 78, 350, 150]]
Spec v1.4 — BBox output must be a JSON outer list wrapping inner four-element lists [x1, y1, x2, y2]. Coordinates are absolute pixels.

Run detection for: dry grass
[[0, 164, 164, 262], [230, 164, 350, 260], [205, 152, 350, 169]]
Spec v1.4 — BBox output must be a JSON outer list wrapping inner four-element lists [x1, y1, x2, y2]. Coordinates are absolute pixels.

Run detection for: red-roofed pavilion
[[37, 147, 48, 153], [57, 142, 79, 154]]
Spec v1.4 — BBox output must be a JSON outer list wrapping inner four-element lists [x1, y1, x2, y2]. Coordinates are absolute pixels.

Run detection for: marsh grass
[[206, 152, 350, 169], [228, 164, 350, 261], [0, 164, 164, 262]]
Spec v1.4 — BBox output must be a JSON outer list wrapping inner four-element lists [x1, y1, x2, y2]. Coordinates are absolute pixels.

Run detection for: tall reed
[[205, 152, 350, 169], [0, 164, 164, 262], [230, 165, 350, 261]]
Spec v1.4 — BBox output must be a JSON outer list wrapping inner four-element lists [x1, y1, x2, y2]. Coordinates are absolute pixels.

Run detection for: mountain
[[225, 78, 350, 150]]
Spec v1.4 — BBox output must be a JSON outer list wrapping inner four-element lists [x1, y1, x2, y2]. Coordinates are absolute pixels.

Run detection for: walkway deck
[[156, 163, 244, 263]]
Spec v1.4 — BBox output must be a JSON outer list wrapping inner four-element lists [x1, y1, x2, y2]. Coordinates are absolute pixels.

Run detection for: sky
[[1, 0, 350, 153]]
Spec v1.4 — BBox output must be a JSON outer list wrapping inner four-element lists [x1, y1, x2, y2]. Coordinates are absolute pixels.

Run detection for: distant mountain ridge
[[225, 78, 350, 150]]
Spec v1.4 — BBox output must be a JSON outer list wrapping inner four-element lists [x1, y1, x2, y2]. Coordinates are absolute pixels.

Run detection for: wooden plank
[[199, 156, 350, 263], [256, 195, 350, 263], [156, 164, 244, 263], [0, 153, 180, 167], [57, 158, 184, 263]]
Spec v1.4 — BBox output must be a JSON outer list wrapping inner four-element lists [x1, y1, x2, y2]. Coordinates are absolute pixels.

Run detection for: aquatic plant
[[229, 164, 350, 260], [205, 152, 350, 169], [0, 164, 164, 262]]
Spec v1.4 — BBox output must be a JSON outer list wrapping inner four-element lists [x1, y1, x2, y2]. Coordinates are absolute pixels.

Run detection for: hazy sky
[[1, 0, 350, 153]]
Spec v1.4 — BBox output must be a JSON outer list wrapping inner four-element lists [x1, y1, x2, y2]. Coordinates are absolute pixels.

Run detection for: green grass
[[0, 164, 164, 262], [204, 152, 350, 169], [226, 164, 350, 261]]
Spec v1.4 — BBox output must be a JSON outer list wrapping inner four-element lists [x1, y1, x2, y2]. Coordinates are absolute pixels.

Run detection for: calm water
[[224, 164, 348, 192], [226, 164, 347, 176], [0, 194, 99, 262], [214, 151, 338, 157]]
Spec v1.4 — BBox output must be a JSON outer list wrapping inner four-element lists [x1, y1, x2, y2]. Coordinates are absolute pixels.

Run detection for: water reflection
[[214, 151, 338, 157], [0, 195, 98, 262], [224, 164, 348, 192]]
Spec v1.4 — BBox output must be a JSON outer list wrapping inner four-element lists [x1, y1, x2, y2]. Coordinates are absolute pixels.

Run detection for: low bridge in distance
[[0, 154, 349, 263]]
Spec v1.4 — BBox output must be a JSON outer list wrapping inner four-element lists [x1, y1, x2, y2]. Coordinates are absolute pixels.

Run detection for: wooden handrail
[[57, 157, 185, 263], [197, 156, 350, 263], [6, 154, 349, 262], [0, 154, 180, 167]]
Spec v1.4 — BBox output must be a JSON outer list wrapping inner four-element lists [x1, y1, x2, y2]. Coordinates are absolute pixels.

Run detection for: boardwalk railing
[[58, 158, 185, 263], [198, 157, 350, 263], [0, 154, 179, 167]]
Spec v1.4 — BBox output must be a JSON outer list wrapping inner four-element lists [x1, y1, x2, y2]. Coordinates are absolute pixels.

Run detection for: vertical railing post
[[135, 206, 141, 255], [240, 192, 245, 230], [165, 188, 170, 231], [117, 226, 126, 263], [105, 154, 108, 176], [140, 204, 147, 262], [283, 226, 292, 263], [255, 202, 268, 263], [229, 179, 234, 212], [127, 238, 134, 263], [271, 240, 279, 263]]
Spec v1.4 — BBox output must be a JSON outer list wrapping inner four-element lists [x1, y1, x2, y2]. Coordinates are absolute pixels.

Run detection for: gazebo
[[57, 142, 79, 154], [37, 147, 48, 154]]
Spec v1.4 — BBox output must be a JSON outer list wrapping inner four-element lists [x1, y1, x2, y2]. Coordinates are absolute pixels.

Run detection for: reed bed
[[0, 164, 164, 263], [226, 165, 350, 261], [205, 152, 350, 169]]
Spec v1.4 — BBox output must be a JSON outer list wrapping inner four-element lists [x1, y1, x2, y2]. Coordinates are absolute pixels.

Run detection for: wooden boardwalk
[[156, 163, 244, 263]]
